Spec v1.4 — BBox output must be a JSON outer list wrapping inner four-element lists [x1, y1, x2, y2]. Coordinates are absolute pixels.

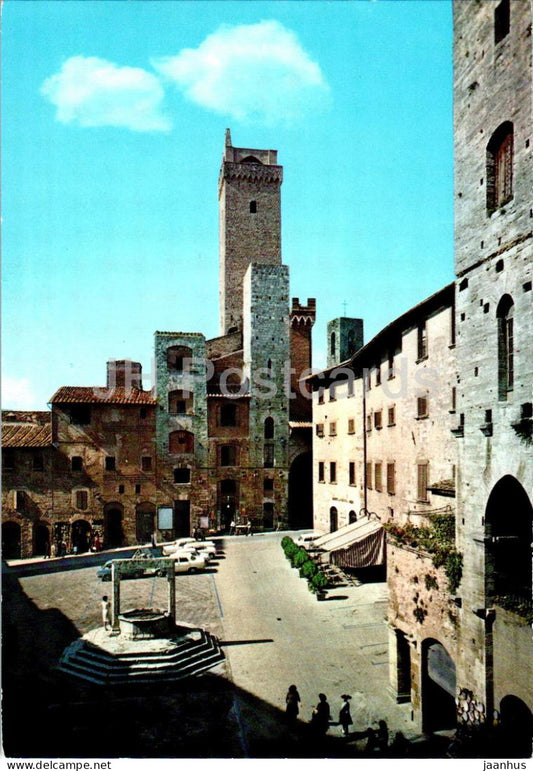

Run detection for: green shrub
[[299, 560, 318, 580], [293, 547, 310, 568], [311, 571, 328, 591], [444, 551, 463, 594]]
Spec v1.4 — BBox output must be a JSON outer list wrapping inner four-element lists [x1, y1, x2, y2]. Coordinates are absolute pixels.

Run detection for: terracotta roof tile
[[50, 386, 157, 405], [2, 423, 52, 448]]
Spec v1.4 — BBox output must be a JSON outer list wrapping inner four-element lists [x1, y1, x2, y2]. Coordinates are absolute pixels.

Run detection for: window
[[487, 122, 513, 214], [75, 490, 88, 510], [348, 418, 355, 434], [387, 349, 395, 379], [220, 403, 237, 427], [349, 462, 356, 486], [417, 397, 429, 419], [374, 411, 383, 430], [69, 406, 91, 425], [71, 456, 83, 471], [329, 462, 337, 483], [316, 423, 324, 437], [318, 462, 325, 483], [330, 332, 336, 357], [417, 322, 428, 360], [375, 363, 381, 386], [330, 507, 338, 533], [494, 0, 510, 44], [167, 345, 192, 372], [169, 390, 190, 414], [329, 422, 337, 437], [118, 484, 125, 494], [174, 468, 191, 484], [141, 456, 153, 472], [264, 417, 274, 439], [375, 462, 383, 492], [329, 385, 336, 402], [366, 414, 372, 432], [32, 453, 44, 472], [135, 484, 141, 494], [220, 445, 237, 467], [388, 406, 396, 426], [15, 490, 26, 512], [349, 510, 357, 524], [169, 430, 194, 454], [417, 463, 429, 502], [264, 477, 274, 493], [250, 200, 257, 213], [451, 387, 457, 413], [497, 295, 514, 398], [140, 408, 147, 419], [105, 456, 116, 472], [264, 443, 274, 468], [318, 389, 325, 405], [366, 462, 372, 489], [387, 463, 396, 495], [3, 449, 15, 471]]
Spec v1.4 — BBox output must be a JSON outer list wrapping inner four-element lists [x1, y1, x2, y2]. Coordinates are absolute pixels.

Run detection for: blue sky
[[2, 0, 453, 410]]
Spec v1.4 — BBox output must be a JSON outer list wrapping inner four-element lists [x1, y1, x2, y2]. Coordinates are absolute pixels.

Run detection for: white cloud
[[41, 56, 171, 132], [2, 377, 38, 410], [153, 20, 330, 124]]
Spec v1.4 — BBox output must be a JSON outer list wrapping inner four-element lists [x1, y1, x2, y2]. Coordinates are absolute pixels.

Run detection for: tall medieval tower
[[453, 0, 532, 742], [218, 129, 283, 335]]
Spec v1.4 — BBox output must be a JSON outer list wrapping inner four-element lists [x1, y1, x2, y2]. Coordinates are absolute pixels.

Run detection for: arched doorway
[[2, 522, 21, 559], [288, 451, 313, 529], [71, 519, 91, 553], [422, 639, 457, 732], [136, 503, 156, 543], [498, 695, 533, 757], [485, 476, 532, 601], [33, 523, 50, 557], [218, 479, 238, 532], [104, 503, 124, 548]]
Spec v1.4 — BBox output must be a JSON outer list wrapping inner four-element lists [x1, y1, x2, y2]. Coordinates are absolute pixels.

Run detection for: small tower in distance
[[218, 128, 283, 335], [327, 318, 364, 368]]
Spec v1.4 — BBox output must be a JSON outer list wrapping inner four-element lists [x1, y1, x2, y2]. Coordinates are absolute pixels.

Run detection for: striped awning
[[315, 518, 385, 569]]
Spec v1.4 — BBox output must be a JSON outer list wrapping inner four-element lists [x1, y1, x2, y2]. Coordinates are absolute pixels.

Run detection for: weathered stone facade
[[453, 0, 533, 744]]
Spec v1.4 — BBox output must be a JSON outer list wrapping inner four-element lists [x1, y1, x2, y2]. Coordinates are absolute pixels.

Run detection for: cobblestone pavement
[[3, 532, 440, 759]]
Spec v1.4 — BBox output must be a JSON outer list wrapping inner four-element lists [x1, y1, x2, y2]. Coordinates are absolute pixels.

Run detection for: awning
[[311, 518, 368, 549], [315, 518, 385, 569]]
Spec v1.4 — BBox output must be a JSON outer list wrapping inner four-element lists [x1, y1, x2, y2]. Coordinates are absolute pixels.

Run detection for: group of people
[[229, 520, 253, 536], [285, 686, 394, 752]]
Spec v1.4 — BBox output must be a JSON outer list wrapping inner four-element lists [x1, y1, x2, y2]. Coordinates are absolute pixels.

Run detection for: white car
[[296, 533, 317, 547], [166, 551, 207, 573]]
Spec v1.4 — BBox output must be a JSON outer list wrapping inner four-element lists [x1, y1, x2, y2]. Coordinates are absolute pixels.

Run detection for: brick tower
[[218, 128, 283, 335]]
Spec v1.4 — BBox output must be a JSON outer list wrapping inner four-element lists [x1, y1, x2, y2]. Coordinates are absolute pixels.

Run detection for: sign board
[[158, 507, 173, 530]]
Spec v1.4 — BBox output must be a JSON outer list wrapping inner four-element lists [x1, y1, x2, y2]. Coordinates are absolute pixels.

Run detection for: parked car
[[296, 533, 317, 547], [166, 551, 207, 573]]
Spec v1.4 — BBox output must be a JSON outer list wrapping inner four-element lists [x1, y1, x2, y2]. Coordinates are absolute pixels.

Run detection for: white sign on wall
[[158, 507, 173, 530]]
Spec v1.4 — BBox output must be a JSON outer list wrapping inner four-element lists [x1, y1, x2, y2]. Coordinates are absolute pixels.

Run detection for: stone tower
[[453, 0, 532, 742], [326, 318, 364, 368], [219, 128, 283, 335]]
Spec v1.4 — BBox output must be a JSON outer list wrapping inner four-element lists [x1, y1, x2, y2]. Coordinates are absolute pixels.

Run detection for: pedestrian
[[247, 520, 253, 536], [339, 694, 353, 736], [93, 533, 101, 552], [377, 719, 389, 752], [43, 540, 50, 559], [311, 693, 330, 734], [150, 530, 158, 547], [285, 684, 301, 727], [364, 727, 380, 754], [230, 520, 236, 535], [101, 595, 111, 631]]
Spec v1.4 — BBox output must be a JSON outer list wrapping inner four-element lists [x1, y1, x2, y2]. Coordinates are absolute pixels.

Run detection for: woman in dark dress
[[285, 684, 301, 726], [312, 693, 331, 734]]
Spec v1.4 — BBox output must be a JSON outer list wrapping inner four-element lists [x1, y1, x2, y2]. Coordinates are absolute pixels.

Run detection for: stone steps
[[57, 628, 225, 686]]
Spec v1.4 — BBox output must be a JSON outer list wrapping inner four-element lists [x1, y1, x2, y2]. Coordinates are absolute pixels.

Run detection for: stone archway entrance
[[422, 639, 457, 733], [498, 695, 533, 757], [485, 475, 532, 601], [104, 503, 124, 548], [288, 451, 313, 529], [71, 519, 91, 553], [2, 522, 21, 559]]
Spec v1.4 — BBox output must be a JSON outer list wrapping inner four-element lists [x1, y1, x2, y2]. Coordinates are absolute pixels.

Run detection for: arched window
[[487, 122, 513, 214], [169, 430, 194, 454], [330, 506, 338, 533], [264, 417, 274, 439], [497, 295, 514, 399]]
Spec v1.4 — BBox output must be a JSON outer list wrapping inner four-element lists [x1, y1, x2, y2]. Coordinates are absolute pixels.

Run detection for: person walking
[[339, 694, 353, 736], [311, 693, 331, 734], [285, 684, 301, 727], [101, 596, 111, 631], [377, 719, 389, 752]]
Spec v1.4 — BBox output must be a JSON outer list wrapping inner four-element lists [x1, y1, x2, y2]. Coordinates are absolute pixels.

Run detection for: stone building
[[2, 131, 316, 556], [452, 0, 532, 752]]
